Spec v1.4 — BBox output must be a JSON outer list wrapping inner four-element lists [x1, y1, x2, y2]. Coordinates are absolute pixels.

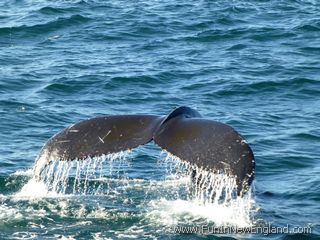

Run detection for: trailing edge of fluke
[[34, 106, 255, 195]]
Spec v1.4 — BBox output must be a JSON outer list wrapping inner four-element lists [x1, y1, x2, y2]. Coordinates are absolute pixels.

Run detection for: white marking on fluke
[[69, 129, 79, 133], [98, 136, 104, 144]]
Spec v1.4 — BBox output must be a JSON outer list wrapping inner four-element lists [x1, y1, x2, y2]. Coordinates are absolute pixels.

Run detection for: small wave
[[0, 99, 36, 110], [291, 132, 320, 141], [248, 27, 297, 42], [248, 77, 317, 89], [299, 46, 320, 54], [185, 28, 249, 43], [227, 43, 247, 50], [110, 75, 162, 86], [294, 21, 320, 32], [210, 77, 318, 97], [43, 82, 87, 94], [0, 14, 91, 37], [38, 6, 76, 15]]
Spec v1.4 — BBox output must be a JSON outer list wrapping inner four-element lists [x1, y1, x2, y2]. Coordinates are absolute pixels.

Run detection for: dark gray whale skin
[[35, 106, 255, 195]]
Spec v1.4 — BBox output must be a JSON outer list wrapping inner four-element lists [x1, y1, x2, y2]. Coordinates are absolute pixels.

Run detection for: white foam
[[0, 204, 23, 220], [146, 191, 255, 228], [14, 178, 53, 198], [52, 235, 76, 240], [11, 169, 33, 177], [150, 153, 257, 227], [92, 233, 112, 240], [11, 232, 38, 239]]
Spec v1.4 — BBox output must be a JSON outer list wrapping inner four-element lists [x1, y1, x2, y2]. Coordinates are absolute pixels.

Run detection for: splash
[[15, 149, 256, 228], [15, 151, 131, 197], [11, 169, 33, 177], [149, 153, 256, 227], [15, 178, 50, 198]]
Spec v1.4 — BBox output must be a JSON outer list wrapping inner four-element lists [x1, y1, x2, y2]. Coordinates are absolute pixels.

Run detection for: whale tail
[[34, 106, 255, 195]]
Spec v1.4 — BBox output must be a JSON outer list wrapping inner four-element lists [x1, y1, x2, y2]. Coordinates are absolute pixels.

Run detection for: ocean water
[[0, 0, 319, 239]]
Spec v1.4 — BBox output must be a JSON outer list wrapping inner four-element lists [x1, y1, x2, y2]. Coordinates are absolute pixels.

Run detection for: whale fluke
[[33, 106, 255, 194]]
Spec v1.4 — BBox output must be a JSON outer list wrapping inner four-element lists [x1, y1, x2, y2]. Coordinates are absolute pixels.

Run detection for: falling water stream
[[14, 149, 256, 232]]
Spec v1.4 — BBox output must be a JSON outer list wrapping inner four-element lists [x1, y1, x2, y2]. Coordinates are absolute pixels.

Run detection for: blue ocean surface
[[0, 0, 319, 239]]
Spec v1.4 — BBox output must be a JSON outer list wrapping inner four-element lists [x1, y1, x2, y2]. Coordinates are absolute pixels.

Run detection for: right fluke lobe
[[154, 107, 255, 195]]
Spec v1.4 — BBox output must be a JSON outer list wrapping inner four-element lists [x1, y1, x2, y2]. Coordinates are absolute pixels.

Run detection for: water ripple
[[0, 14, 91, 39]]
